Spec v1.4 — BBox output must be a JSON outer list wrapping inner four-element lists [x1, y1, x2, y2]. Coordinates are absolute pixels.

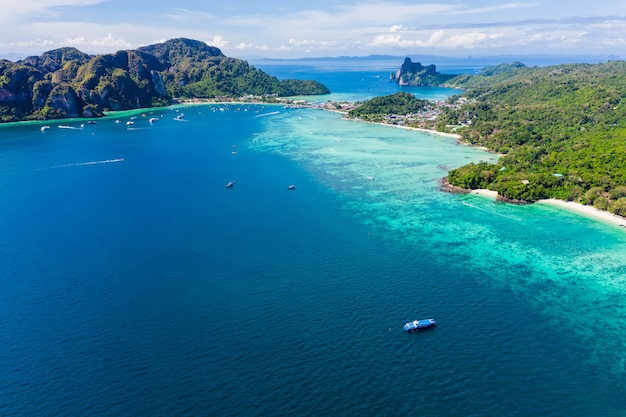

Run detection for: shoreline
[[337, 114, 463, 140], [467, 188, 626, 230], [379, 122, 462, 139], [537, 198, 626, 229]]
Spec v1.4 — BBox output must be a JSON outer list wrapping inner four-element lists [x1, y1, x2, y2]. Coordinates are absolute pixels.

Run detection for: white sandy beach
[[537, 198, 626, 228], [391, 123, 462, 139], [470, 189, 499, 198], [469, 189, 626, 229]]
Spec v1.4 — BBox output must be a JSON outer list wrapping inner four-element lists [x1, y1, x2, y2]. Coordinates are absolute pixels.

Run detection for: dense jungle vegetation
[[436, 61, 626, 215]]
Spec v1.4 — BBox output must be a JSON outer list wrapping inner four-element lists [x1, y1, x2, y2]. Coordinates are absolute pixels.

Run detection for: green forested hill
[[348, 92, 429, 121], [0, 38, 329, 122], [437, 61, 626, 215]]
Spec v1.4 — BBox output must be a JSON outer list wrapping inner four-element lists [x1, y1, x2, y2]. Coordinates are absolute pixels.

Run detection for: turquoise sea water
[[1, 64, 626, 416]]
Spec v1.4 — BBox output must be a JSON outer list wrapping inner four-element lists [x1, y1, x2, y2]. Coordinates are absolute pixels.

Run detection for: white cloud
[[166, 8, 216, 23], [370, 29, 503, 49], [208, 35, 228, 49], [450, 2, 535, 16], [1, 1, 626, 59], [275, 38, 339, 53], [232, 42, 271, 52], [0, 0, 105, 23], [60, 33, 132, 49], [6, 39, 56, 48], [438, 31, 504, 48]]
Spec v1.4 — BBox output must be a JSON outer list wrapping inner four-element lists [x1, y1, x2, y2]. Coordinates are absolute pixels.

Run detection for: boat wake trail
[[48, 158, 125, 169], [253, 111, 280, 118], [2, 158, 125, 176], [352, 169, 375, 181]]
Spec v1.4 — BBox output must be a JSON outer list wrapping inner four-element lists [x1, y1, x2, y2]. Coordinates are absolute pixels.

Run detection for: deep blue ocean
[[1, 59, 626, 417]]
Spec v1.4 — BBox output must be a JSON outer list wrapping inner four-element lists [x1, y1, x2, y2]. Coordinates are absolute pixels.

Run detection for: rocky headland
[[389, 57, 455, 86]]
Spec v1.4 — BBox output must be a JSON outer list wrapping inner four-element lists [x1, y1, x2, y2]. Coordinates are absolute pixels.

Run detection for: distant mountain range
[[0, 38, 329, 122], [247, 53, 614, 68]]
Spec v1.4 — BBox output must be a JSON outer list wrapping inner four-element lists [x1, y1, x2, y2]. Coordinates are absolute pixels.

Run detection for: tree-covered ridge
[[348, 92, 429, 121], [438, 60, 626, 215], [0, 38, 330, 122]]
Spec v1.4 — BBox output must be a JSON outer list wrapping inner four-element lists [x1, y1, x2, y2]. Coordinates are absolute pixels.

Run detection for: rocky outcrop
[[43, 84, 84, 119], [390, 57, 455, 86]]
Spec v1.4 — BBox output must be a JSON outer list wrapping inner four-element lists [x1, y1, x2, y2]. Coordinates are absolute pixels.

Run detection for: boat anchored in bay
[[404, 318, 436, 332]]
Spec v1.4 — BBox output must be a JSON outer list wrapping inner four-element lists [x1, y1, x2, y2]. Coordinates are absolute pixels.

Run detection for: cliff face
[[0, 62, 44, 119], [0, 38, 329, 122], [390, 57, 455, 86], [0, 44, 174, 122]]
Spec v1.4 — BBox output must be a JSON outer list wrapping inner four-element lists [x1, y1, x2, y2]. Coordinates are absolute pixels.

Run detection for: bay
[[0, 61, 625, 417]]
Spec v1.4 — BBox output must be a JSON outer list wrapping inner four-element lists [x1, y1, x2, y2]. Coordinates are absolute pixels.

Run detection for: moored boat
[[226, 181, 236, 188], [404, 318, 436, 332]]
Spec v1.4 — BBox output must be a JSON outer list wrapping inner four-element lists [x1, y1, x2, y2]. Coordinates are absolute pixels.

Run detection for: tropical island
[[389, 57, 455, 86], [3, 40, 626, 217], [341, 59, 626, 217], [0, 38, 329, 122]]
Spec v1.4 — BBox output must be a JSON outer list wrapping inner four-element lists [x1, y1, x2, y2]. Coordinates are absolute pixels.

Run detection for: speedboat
[[404, 318, 436, 332], [226, 181, 236, 188], [40, 125, 50, 132], [149, 117, 159, 123], [287, 185, 296, 190]]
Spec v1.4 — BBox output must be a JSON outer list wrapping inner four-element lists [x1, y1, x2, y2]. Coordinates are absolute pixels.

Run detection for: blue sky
[[1, 0, 625, 60]]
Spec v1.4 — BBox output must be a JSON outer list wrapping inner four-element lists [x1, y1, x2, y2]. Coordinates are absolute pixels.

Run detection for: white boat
[[287, 185, 296, 190], [126, 121, 134, 126], [404, 318, 436, 332], [40, 126, 50, 132], [149, 117, 159, 123]]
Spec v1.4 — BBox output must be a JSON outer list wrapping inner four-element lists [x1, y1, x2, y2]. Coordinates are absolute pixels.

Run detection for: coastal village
[[181, 93, 472, 132], [316, 97, 470, 131]]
